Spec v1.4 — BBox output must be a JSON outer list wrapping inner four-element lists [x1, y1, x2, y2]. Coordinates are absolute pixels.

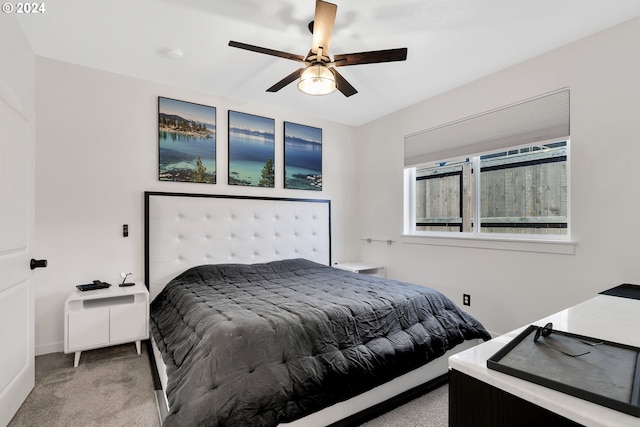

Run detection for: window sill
[[401, 234, 576, 255]]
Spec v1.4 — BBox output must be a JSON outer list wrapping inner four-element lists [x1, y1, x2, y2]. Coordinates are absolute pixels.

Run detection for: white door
[[0, 21, 36, 425]]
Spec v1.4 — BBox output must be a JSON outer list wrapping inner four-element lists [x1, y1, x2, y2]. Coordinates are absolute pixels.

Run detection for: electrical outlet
[[463, 294, 471, 306]]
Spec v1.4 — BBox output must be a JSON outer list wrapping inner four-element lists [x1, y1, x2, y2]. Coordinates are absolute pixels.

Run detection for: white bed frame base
[[144, 192, 478, 425]]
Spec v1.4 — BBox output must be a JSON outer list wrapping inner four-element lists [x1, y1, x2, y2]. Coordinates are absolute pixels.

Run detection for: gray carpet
[[8, 343, 161, 427], [359, 384, 448, 427], [8, 342, 449, 426]]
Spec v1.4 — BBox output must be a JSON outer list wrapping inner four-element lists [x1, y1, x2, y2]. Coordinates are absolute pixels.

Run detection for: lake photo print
[[158, 97, 216, 184], [284, 121, 322, 190], [228, 111, 275, 187]]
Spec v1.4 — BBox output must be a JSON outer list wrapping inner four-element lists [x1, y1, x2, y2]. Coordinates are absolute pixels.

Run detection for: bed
[[145, 192, 490, 426]]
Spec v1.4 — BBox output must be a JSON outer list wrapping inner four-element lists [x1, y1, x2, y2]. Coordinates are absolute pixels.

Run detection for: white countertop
[[449, 294, 640, 427]]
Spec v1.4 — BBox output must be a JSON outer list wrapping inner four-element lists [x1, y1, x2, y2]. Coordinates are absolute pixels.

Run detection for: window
[[408, 141, 568, 237], [414, 158, 471, 232], [404, 89, 570, 241]]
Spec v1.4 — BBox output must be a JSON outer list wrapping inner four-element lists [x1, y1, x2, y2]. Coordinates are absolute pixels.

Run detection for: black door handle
[[30, 259, 48, 270]]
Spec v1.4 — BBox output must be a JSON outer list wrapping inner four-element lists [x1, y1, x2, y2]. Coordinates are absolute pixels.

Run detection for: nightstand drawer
[[68, 309, 109, 349], [110, 303, 147, 343]]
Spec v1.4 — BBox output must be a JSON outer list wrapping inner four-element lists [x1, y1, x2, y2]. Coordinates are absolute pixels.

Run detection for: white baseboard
[[36, 341, 63, 356]]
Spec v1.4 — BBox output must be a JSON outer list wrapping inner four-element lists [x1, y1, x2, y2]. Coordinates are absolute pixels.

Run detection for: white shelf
[[333, 262, 386, 277]]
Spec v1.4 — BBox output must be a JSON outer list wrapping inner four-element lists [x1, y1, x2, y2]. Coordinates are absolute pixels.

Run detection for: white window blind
[[404, 89, 570, 167]]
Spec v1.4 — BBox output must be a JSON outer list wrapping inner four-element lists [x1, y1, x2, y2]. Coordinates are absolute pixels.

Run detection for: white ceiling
[[15, 0, 640, 126]]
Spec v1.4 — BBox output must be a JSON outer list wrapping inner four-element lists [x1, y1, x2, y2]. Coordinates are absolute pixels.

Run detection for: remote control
[[76, 281, 111, 291]]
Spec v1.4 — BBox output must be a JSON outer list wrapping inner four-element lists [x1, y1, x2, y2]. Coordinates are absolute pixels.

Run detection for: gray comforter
[[150, 258, 490, 426]]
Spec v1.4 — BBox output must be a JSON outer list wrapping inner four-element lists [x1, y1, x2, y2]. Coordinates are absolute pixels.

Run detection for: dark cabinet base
[[449, 369, 583, 427]]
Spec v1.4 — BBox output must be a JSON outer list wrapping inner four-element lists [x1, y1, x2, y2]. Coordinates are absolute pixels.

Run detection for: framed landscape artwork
[[284, 121, 322, 190], [158, 97, 216, 184], [228, 111, 275, 187]]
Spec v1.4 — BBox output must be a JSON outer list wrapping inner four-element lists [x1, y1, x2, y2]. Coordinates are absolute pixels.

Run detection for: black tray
[[600, 283, 640, 300], [487, 325, 640, 417]]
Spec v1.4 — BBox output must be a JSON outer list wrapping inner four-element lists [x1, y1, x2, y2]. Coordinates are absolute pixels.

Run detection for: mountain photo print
[[158, 97, 216, 184]]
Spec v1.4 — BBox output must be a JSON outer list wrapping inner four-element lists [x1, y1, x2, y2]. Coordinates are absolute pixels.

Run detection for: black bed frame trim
[[144, 191, 333, 292]]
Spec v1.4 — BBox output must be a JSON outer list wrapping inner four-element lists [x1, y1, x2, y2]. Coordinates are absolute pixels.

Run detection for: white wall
[[355, 17, 640, 336], [33, 58, 360, 354]]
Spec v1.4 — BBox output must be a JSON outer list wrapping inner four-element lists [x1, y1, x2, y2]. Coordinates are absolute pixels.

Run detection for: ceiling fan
[[228, 0, 408, 97]]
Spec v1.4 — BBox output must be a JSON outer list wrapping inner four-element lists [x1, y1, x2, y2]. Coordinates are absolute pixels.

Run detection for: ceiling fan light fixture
[[298, 64, 336, 96]]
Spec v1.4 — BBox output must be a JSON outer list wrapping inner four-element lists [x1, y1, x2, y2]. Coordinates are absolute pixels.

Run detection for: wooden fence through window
[[415, 147, 567, 235]]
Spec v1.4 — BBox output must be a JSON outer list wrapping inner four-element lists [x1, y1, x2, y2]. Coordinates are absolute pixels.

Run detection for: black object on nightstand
[[76, 280, 111, 291]]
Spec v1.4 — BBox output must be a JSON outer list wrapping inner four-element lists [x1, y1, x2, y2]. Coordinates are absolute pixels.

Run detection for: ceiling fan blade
[[266, 68, 305, 92], [331, 69, 358, 97], [229, 41, 305, 63], [334, 48, 408, 66], [310, 0, 337, 57]]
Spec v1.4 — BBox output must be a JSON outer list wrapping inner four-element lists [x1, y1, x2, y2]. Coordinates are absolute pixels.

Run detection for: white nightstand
[[64, 282, 149, 367], [333, 262, 386, 278]]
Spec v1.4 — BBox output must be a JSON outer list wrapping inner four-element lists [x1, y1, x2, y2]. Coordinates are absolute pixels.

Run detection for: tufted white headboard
[[144, 192, 331, 301]]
